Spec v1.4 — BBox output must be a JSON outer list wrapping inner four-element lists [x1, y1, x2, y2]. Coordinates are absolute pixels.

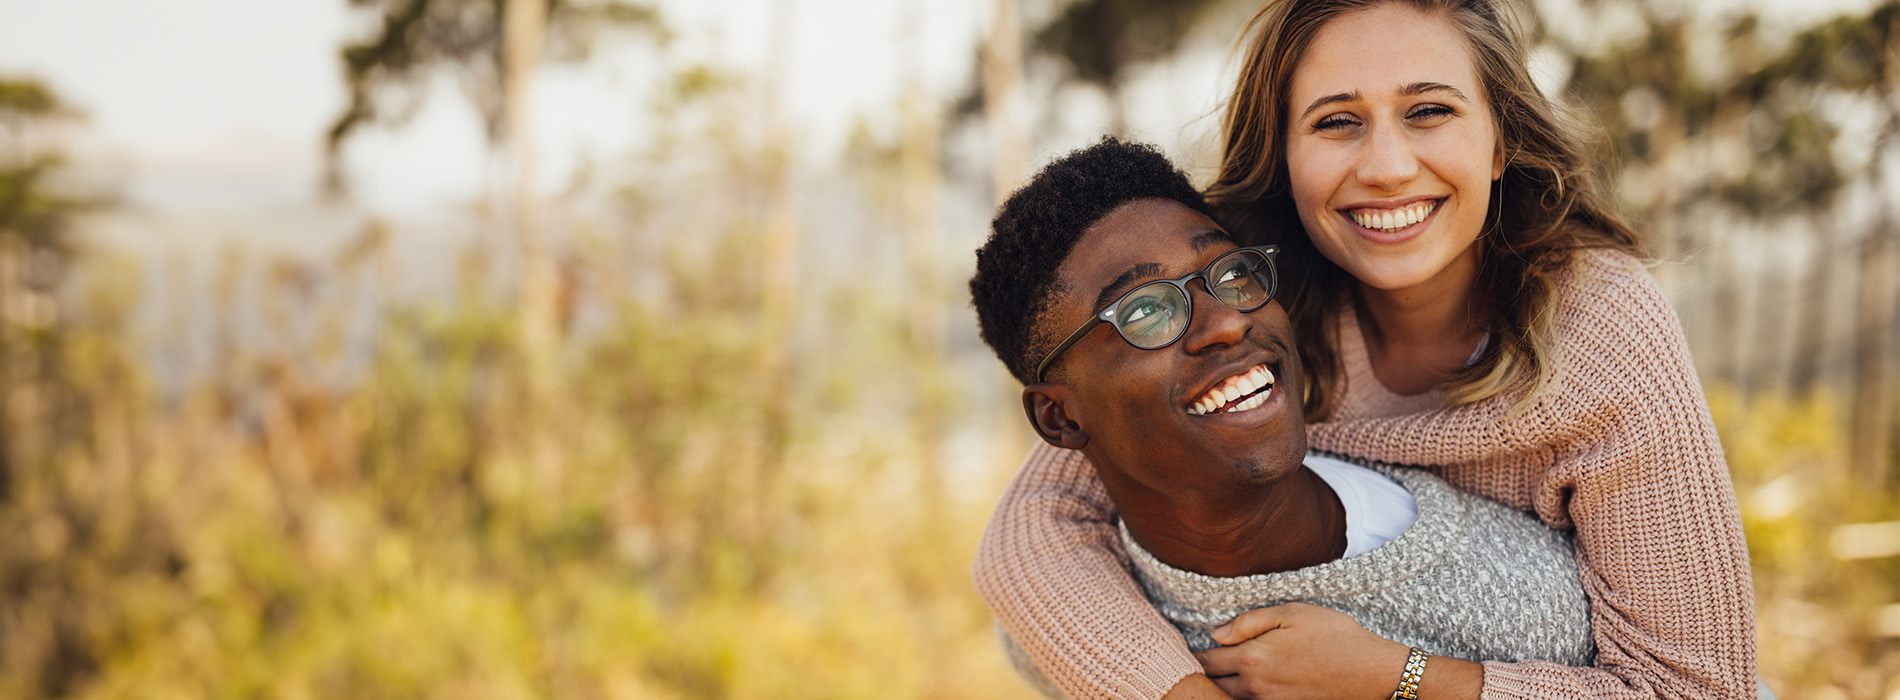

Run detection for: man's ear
[[1022, 384, 1089, 450]]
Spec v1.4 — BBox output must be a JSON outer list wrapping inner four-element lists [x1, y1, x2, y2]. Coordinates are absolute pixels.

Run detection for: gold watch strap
[[1389, 647, 1427, 700]]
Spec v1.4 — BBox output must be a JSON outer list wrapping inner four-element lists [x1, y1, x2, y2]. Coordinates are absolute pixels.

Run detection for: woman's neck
[[1354, 246, 1488, 395]]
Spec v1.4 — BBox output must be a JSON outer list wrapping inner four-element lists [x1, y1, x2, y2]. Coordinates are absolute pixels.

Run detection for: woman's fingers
[[1211, 602, 1307, 645], [1209, 673, 1256, 700], [1195, 644, 1247, 677]]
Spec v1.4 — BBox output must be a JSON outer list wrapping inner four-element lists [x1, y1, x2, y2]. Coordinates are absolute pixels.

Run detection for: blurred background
[[0, 0, 1895, 697]]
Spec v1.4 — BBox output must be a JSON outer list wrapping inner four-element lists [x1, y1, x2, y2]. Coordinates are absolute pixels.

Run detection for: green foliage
[[1712, 388, 1900, 698], [326, 0, 667, 190], [0, 78, 62, 116], [1031, 0, 1223, 90], [0, 58, 1030, 696], [0, 154, 91, 248], [0, 227, 1032, 698]]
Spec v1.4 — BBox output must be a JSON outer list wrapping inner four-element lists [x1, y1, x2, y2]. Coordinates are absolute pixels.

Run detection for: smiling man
[[969, 138, 1595, 699]]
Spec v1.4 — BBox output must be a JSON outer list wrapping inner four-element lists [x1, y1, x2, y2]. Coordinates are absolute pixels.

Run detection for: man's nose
[[1356, 121, 1419, 192], [1180, 285, 1250, 354]]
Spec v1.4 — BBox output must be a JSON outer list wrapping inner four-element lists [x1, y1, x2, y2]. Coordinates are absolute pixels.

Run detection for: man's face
[[1036, 198, 1307, 497]]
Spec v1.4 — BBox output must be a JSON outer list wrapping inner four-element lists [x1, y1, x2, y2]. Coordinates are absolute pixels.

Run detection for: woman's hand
[[1194, 602, 1480, 700]]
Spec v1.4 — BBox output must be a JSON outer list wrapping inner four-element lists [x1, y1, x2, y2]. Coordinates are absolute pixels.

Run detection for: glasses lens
[[1114, 282, 1190, 349], [1208, 250, 1273, 311]]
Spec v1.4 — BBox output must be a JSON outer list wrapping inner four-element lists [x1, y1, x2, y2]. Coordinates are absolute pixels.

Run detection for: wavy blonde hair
[[1207, 0, 1642, 420]]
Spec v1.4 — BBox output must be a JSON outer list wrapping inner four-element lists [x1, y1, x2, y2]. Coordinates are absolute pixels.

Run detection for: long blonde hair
[[1206, 0, 1642, 420]]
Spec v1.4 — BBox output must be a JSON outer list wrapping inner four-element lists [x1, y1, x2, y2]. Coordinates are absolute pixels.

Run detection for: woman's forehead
[[1289, 5, 1483, 104]]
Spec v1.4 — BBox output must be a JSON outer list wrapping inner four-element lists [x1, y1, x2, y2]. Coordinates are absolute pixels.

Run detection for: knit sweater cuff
[[1125, 653, 1201, 700], [1478, 660, 1550, 700], [1049, 629, 1200, 700]]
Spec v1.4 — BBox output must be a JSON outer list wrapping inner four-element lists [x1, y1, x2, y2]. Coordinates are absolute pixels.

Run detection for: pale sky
[[0, 0, 1878, 223], [0, 0, 983, 218]]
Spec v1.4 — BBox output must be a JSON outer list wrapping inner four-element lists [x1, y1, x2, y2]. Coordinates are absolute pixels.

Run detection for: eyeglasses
[[1034, 245, 1280, 383]]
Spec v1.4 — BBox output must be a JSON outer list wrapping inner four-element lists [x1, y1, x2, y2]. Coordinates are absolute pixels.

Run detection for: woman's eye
[[1313, 114, 1360, 132], [1216, 267, 1243, 285], [1407, 104, 1454, 124]]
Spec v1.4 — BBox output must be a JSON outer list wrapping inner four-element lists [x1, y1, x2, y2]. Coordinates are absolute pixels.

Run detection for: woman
[[974, 0, 1757, 698]]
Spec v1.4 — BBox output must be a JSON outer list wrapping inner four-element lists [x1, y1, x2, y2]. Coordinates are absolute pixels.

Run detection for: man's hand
[[1193, 603, 1480, 700]]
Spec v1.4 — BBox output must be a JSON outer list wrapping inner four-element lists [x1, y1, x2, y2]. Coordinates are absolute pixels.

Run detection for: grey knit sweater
[[1121, 462, 1596, 666]]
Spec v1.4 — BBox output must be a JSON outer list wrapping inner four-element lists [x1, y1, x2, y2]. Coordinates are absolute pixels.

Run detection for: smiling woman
[[975, 0, 1759, 699]]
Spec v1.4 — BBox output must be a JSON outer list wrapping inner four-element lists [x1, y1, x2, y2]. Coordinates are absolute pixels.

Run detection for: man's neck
[[1109, 461, 1347, 578]]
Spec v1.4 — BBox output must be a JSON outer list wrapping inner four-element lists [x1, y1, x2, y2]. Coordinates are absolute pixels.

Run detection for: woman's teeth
[[1350, 200, 1437, 232], [1187, 365, 1276, 416]]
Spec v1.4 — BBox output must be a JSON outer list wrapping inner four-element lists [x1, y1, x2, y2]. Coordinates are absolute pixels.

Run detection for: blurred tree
[[1030, 0, 1224, 132], [0, 75, 112, 700], [325, 0, 665, 188], [1563, 1, 1898, 481], [956, 0, 1224, 197], [324, 0, 666, 486], [0, 77, 85, 498], [984, 0, 1030, 201], [324, 0, 662, 337], [1765, 1, 1900, 484]]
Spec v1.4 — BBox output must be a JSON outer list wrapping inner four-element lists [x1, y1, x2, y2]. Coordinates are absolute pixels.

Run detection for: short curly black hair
[[971, 137, 1214, 384]]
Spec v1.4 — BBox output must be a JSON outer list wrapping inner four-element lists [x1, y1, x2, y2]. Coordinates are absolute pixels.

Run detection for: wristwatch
[[1390, 647, 1427, 700]]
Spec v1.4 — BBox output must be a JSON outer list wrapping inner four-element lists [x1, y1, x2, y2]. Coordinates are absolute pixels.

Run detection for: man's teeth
[[1350, 200, 1437, 232], [1187, 365, 1276, 416]]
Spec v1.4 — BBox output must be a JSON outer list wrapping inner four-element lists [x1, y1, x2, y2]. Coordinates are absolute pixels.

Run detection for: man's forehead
[[1067, 202, 1227, 273]]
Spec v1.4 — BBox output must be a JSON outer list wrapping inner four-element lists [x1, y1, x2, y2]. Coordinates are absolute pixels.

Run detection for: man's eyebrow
[[1191, 230, 1236, 252], [1094, 263, 1163, 312], [1295, 83, 1470, 122]]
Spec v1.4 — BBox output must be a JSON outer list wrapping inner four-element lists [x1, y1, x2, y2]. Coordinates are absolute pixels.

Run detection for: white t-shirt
[[1304, 453, 1419, 558]]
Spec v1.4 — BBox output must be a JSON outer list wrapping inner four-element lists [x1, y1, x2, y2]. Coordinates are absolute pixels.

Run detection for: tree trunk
[[983, 0, 1029, 204], [901, 0, 946, 506], [1788, 213, 1836, 396], [503, 0, 562, 493], [504, 0, 557, 364], [1852, 213, 1897, 485]]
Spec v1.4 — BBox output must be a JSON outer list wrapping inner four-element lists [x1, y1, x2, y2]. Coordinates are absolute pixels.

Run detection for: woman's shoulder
[[1550, 247, 1661, 308], [1546, 248, 1682, 343], [1540, 247, 1702, 402]]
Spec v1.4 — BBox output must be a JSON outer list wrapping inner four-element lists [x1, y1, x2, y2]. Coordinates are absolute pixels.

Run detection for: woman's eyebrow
[[1400, 81, 1468, 101], [1298, 91, 1360, 122], [1297, 83, 1470, 122]]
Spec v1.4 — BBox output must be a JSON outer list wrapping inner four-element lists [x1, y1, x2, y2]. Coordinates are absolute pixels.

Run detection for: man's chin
[[1231, 449, 1307, 486]]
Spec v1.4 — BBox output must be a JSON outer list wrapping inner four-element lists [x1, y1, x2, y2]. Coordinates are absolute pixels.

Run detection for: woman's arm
[[973, 441, 1205, 699], [1195, 603, 1484, 700], [1309, 253, 1758, 699], [1475, 258, 1755, 699]]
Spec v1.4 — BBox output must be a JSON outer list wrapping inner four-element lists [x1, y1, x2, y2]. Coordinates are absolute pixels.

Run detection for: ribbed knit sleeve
[[972, 442, 1201, 699], [1309, 250, 1758, 699]]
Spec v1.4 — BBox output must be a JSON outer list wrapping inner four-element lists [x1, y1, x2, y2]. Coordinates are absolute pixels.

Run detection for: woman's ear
[[1022, 384, 1089, 450], [1493, 142, 1508, 181]]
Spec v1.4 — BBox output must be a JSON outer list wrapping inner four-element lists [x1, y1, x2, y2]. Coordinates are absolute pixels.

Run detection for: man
[[967, 138, 1593, 699]]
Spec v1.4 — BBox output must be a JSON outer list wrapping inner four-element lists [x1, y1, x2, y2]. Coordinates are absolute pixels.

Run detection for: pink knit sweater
[[973, 250, 1758, 699]]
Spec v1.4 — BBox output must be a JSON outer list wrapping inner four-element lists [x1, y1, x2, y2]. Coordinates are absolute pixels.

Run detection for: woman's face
[[1283, 3, 1505, 295]]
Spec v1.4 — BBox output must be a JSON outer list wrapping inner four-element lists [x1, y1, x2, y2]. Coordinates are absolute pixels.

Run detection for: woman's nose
[[1180, 285, 1250, 354], [1355, 121, 1419, 192]]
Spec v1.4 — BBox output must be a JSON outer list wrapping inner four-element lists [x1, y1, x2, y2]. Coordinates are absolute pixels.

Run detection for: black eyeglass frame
[[1033, 244, 1280, 383]]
